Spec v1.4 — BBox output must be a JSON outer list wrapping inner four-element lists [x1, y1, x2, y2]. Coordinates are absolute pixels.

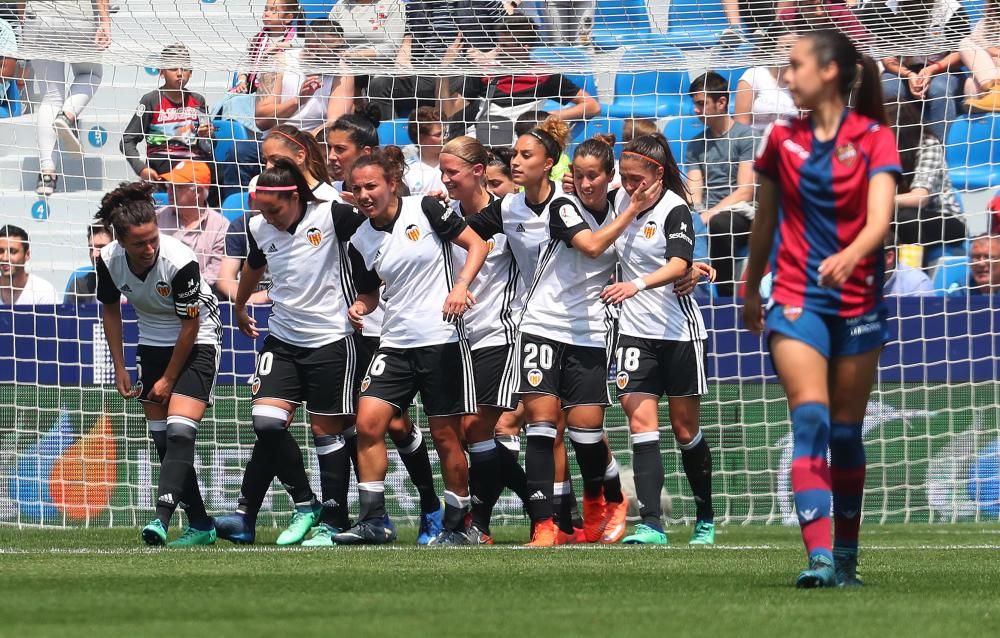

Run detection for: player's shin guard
[[496, 435, 530, 503], [829, 421, 865, 552], [155, 416, 200, 528], [524, 422, 557, 522], [443, 490, 471, 531], [357, 481, 385, 522], [392, 423, 439, 514], [314, 434, 351, 530], [568, 427, 608, 500], [469, 440, 504, 533], [632, 431, 665, 528], [790, 402, 833, 562], [679, 430, 714, 521]]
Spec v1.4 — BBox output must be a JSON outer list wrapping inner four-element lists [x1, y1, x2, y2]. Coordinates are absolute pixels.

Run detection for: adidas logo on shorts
[[529, 491, 546, 501]]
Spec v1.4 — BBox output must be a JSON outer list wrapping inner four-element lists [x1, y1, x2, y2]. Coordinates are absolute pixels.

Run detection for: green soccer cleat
[[622, 523, 669, 545], [168, 525, 217, 547], [689, 520, 715, 545], [141, 520, 167, 546], [276, 504, 321, 546], [834, 548, 864, 588], [301, 523, 340, 547], [796, 555, 837, 589]]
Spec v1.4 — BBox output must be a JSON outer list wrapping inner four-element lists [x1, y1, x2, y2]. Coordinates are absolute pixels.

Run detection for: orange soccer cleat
[[601, 498, 628, 544], [582, 493, 608, 542], [556, 525, 586, 545], [526, 518, 560, 547]]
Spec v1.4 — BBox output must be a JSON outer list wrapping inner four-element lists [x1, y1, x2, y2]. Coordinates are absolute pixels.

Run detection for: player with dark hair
[[94, 181, 222, 546], [324, 107, 382, 193], [335, 148, 488, 545], [744, 30, 899, 588]]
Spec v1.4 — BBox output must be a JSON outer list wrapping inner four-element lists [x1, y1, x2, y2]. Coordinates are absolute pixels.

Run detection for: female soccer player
[[439, 135, 527, 543], [325, 108, 381, 195], [743, 29, 899, 588], [335, 149, 488, 545], [485, 147, 518, 197], [600, 134, 717, 546], [95, 182, 221, 546], [214, 159, 371, 546]]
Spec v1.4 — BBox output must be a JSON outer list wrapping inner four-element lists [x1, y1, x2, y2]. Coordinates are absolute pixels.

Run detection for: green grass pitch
[[1, 524, 998, 637]]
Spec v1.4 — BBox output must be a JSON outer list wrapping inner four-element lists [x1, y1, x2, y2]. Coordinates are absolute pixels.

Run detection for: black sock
[[495, 436, 530, 503], [237, 431, 281, 521], [149, 423, 167, 462], [179, 465, 211, 529], [358, 481, 385, 522], [314, 434, 351, 529], [568, 481, 583, 528], [524, 423, 557, 522], [344, 425, 360, 482], [680, 431, 715, 522], [553, 481, 574, 534], [603, 453, 623, 503], [392, 424, 439, 513], [155, 417, 199, 528], [274, 428, 315, 507], [443, 490, 471, 531], [568, 427, 608, 500], [632, 432, 665, 528], [469, 441, 503, 533]]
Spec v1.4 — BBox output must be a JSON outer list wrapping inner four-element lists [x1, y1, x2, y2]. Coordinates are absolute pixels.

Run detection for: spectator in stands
[[64, 224, 112, 305], [236, 0, 302, 95], [403, 106, 446, 195], [367, 0, 506, 120], [884, 242, 933, 296], [960, 0, 1000, 112], [328, 0, 405, 68], [437, 13, 600, 144], [16, 0, 112, 196], [121, 44, 214, 183], [0, 225, 57, 304], [0, 16, 16, 108], [485, 146, 517, 196], [687, 71, 757, 296], [872, 0, 970, 141], [887, 102, 967, 258], [155, 161, 228, 289], [970, 234, 1000, 294], [734, 31, 799, 132], [775, 0, 869, 43]]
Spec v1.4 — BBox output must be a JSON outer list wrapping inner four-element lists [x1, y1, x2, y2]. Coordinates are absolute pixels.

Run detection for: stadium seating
[[221, 191, 250, 222], [591, 0, 724, 49], [0, 81, 24, 118], [661, 116, 705, 166], [530, 47, 599, 97], [591, 0, 658, 50], [945, 114, 1000, 190], [664, 0, 729, 46], [152, 191, 169, 206], [377, 119, 413, 147], [605, 54, 694, 118], [571, 117, 626, 157], [212, 119, 251, 166], [300, 1, 338, 23], [932, 255, 970, 295]]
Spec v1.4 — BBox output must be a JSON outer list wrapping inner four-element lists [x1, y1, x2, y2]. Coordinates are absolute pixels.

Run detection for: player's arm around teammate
[[95, 182, 222, 547], [337, 149, 488, 545], [743, 30, 900, 588]]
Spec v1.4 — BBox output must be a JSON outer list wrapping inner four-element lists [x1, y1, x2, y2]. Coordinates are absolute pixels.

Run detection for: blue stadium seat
[[571, 117, 626, 157], [222, 191, 250, 222], [962, 0, 986, 25], [664, 0, 728, 47], [0, 81, 24, 118], [606, 48, 693, 118], [530, 47, 598, 96], [945, 114, 1000, 190], [931, 255, 970, 296], [924, 239, 969, 266], [152, 191, 169, 206], [377, 119, 412, 146], [300, 1, 337, 22], [661, 116, 705, 166], [591, 0, 655, 50], [213, 119, 251, 164]]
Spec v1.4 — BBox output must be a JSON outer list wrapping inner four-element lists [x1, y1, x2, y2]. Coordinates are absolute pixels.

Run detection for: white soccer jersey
[[614, 189, 707, 342], [350, 195, 468, 349], [332, 179, 384, 338], [247, 197, 369, 348], [451, 195, 519, 350], [97, 234, 221, 347], [518, 194, 618, 348]]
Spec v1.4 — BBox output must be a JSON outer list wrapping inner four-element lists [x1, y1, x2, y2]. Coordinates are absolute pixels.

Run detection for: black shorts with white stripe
[[137, 343, 219, 406], [359, 341, 476, 417], [612, 335, 708, 398], [251, 334, 358, 416], [472, 344, 519, 410], [516, 333, 611, 408], [354, 334, 380, 389]]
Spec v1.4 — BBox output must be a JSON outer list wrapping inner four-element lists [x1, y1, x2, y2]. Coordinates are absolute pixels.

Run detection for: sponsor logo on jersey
[[251, 376, 261, 395], [515, 223, 526, 232], [306, 227, 323, 247], [405, 224, 421, 241], [782, 138, 810, 161], [615, 371, 630, 390], [641, 221, 658, 239], [120, 283, 132, 293], [155, 280, 171, 297], [558, 204, 583, 227], [267, 243, 278, 253], [360, 376, 372, 392], [668, 231, 693, 245], [185, 305, 199, 318], [486, 238, 496, 253], [783, 306, 803, 322], [836, 142, 857, 168], [527, 368, 543, 387]]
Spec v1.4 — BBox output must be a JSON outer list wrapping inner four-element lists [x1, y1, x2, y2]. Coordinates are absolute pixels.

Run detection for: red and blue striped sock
[[829, 421, 866, 553], [790, 402, 833, 562]]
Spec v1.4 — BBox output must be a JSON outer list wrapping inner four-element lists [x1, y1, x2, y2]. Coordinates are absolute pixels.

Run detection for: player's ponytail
[[254, 157, 319, 204], [266, 124, 332, 185], [802, 29, 887, 125], [622, 133, 689, 203], [526, 115, 570, 163], [95, 181, 158, 239], [487, 146, 515, 179], [573, 133, 617, 175]]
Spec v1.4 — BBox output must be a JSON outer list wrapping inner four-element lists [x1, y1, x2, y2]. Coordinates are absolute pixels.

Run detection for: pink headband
[[250, 185, 299, 198]]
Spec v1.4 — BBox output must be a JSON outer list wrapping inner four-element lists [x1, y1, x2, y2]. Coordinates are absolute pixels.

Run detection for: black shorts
[[251, 334, 358, 416], [360, 341, 476, 417], [137, 344, 219, 405], [355, 334, 380, 389], [516, 333, 611, 408], [613, 335, 708, 398], [472, 344, 519, 410]]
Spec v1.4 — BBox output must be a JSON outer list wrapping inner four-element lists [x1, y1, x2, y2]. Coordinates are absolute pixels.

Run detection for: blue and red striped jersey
[[754, 111, 901, 317]]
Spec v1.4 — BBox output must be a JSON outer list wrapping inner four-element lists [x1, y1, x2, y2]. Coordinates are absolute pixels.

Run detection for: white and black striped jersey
[[332, 179, 385, 338], [350, 195, 468, 348], [451, 195, 519, 350], [614, 188, 707, 342], [96, 234, 221, 347], [518, 192, 619, 348], [246, 197, 374, 348]]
